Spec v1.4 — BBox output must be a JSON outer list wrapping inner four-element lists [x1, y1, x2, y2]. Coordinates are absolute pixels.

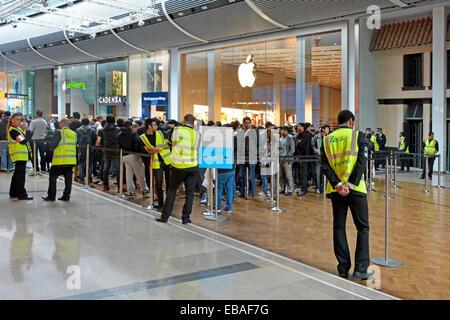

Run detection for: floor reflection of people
[[10, 211, 34, 283], [50, 209, 79, 284]]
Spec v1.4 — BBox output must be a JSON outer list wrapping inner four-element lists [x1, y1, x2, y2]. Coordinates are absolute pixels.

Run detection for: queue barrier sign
[[199, 126, 233, 169]]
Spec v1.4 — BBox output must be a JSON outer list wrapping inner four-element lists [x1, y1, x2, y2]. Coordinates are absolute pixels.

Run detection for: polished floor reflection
[[0, 173, 394, 300]]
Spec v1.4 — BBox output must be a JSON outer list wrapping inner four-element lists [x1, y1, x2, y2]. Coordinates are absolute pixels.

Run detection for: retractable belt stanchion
[[323, 173, 327, 197], [246, 166, 249, 198], [33, 141, 40, 176], [144, 154, 154, 210], [265, 161, 275, 202], [118, 149, 124, 198], [206, 168, 227, 221], [381, 154, 394, 199], [81, 145, 90, 189], [389, 151, 394, 183], [202, 169, 213, 216], [368, 157, 376, 192], [422, 155, 432, 194], [392, 152, 400, 189], [270, 157, 285, 213], [372, 153, 402, 268], [437, 155, 444, 189]]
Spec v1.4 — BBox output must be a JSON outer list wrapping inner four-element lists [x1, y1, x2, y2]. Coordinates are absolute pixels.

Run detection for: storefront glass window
[[97, 58, 128, 119], [180, 31, 341, 127]]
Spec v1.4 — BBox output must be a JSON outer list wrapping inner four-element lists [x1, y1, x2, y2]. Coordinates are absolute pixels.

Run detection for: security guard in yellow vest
[[42, 118, 77, 202], [421, 132, 439, 180], [322, 110, 373, 281], [7, 113, 33, 200], [156, 114, 200, 224], [398, 131, 410, 172], [140, 118, 172, 209], [370, 131, 381, 169]]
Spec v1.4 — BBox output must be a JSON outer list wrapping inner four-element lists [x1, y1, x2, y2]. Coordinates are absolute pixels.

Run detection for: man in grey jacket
[[279, 127, 295, 195], [29, 110, 48, 174], [312, 124, 330, 194]]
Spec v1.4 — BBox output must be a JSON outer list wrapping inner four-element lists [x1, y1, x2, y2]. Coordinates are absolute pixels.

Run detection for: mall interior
[[0, 0, 448, 301]]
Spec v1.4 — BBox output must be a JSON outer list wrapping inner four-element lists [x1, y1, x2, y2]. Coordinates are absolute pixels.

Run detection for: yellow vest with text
[[52, 128, 77, 166], [424, 139, 436, 157], [8, 126, 30, 162], [324, 128, 367, 195], [171, 126, 199, 169], [400, 136, 409, 153], [140, 131, 172, 169], [370, 135, 380, 152]]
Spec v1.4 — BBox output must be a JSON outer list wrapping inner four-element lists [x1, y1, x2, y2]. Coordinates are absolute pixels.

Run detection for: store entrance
[[405, 120, 423, 168]]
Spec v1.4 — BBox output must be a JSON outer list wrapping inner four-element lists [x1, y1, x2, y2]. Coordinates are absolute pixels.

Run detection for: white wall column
[[273, 68, 281, 125], [56, 67, 66, 120], [207, 50, 215, 122], [347, 19, 358, 119], [169, 48, 180, 121], [296, 37, 306, 123], [128, 54, 142, 118], [432, 7, 447, 171]]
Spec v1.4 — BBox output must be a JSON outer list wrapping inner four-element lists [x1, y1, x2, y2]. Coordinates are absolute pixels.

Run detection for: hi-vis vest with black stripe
[[399, 136, 409, 153], [52, 128, 77, 166], [171, 126, 200, 169], [140, 131, 172, 169], [323, 128, 367, 195], [8, 126, 30, 162], [424, 139, 437, 157]]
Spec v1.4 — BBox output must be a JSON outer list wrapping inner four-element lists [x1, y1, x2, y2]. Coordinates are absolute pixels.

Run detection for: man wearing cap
[[421, 132, 439, 180], [376, 128, 386, 169]]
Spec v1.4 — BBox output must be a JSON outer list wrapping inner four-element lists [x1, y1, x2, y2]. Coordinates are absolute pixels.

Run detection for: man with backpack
[[76, 118, 96, 185]]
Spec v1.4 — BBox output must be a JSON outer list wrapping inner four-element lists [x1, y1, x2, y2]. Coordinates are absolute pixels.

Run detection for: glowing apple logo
[[238, 55, 256, 88]]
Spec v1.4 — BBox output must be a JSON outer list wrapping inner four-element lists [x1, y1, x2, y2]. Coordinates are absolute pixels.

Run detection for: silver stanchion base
[[380, 194, 394, 199], [437, 186, 446, 189], [270, 207, 286, 213], [264, 197, 275, 202], [392, 185, 401, 190], [205, 214, 227, 221], [372, 257, 402, 268], [421, 190, 432, 194], [202, 209, 213, 216], [143, 205, 154, 210]]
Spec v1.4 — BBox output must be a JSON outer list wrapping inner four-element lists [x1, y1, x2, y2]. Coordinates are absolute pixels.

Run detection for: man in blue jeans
[[0, 111, 14, 171], [216, 133, 237, 214], [237, 117, 257, 200]]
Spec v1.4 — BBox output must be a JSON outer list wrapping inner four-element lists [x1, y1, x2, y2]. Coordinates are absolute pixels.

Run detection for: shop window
[[404, 104, 423, 120], [403, 53, 424, 90]]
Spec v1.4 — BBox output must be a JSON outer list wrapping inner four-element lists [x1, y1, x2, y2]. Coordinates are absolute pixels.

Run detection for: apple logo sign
[[238, 55, 256, 88]]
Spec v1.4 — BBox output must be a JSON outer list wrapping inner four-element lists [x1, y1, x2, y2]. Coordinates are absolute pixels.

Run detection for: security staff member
[[398, 131, 410, 172], [370, 130, 380, 169], [8, 113, 33, 200], [42, 118, 77, 202], [156, 114, 200, 224], [140, 118, 172, 209], [322, 110, 373, 280], [421, 132, 439, 180]]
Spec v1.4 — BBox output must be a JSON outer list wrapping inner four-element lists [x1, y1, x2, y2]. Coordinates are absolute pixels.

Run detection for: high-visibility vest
[[140, 130, 172, 169], [323, 128, 367, 195], [8, 126, 30, 162], [424, 139, 437, 157], [370, 135, 380, 152], [399, 136, 409, 153], [171, 126, 200, 170], [52, 128, 77, 166]]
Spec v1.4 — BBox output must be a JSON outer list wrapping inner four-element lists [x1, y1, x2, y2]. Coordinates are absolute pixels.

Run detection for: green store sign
[[63, 81, 86, 91]]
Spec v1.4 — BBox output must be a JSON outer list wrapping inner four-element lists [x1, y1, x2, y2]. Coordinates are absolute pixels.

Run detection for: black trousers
[[422, 157, 435, 178], [154, 165, 171, 206], [400, 154, 410, 171], [48, 166, 73, 200], [31, 140, 46, 171], [161, 168, 198, 221], [10, 161, 28, 198], [330, 191, 370, 274], [299, 162, 309, 193]]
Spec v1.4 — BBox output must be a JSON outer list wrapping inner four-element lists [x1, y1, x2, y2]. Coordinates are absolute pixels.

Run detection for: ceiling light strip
[[0, 51, 26, 68], [27, 38, 61, 64], [244, 0, 289, 29], [161, 0, 208, 43], [63, 29, 102, 59], [110, 28, 150, 53]]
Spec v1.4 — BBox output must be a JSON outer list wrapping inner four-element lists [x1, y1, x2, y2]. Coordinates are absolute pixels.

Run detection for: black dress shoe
[[18, 196, 33, 200], [419, 176, 425, 179], [182, 218, 192, 225], [353, 271, 374, 280], [42, 196, 55, 202], [338, 273, 349, 279], [297, 191, 308, 197], [155, 217, 168, 223], [58, 196, 70, 201]]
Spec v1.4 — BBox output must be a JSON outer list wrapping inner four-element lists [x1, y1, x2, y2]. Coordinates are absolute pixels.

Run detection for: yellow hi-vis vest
[[52, 128, 77, 166], [8, 126, 30, 162], [370, 135, 380, 152], [140, 131, 172, 169], [399, 136, 409, 153], [424, 139, 437, 157], [323, 128, 367, 195], [171, 126, 200, 170]]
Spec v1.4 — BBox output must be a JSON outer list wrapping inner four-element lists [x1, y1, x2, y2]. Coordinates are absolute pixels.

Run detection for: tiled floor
[[0, 173, 394, 300]]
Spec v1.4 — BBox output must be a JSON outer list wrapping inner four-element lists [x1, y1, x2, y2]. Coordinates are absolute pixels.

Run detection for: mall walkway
[[0, 173, 394, 300]]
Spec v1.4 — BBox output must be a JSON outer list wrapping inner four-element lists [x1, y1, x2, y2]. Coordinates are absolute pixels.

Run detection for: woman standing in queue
[[8, 113, 33, 200]]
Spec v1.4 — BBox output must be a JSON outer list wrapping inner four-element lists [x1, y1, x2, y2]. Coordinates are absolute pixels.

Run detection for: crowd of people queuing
[[0, 109, 440, 207]]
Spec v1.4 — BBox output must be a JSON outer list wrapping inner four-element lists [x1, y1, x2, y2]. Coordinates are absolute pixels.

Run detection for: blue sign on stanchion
[[199, 127, 233, 169]]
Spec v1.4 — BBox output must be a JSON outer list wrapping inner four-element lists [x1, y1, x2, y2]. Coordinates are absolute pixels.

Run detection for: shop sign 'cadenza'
[[98, 96, 126, 104]]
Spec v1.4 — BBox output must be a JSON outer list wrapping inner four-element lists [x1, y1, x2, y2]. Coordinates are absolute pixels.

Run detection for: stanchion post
[[422, 155, 431, 194], [85, 144, 90, 187], [32, 141, 38, 176], [368, 157, 376, 192], [265, 159, 275, 202], [246, 166, 249, 198], [270, 157, 285, 213], [119, 149, 124, 198], [206, 168, 227, 221], [144, 154, 155, 210], [393, 152, 400, 189], [202, 168, 213, 216], [437, 155, 444, 189], [390, 151, 394, 182], [381, 154, 394, 199], [323, 172, 327, 197]]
